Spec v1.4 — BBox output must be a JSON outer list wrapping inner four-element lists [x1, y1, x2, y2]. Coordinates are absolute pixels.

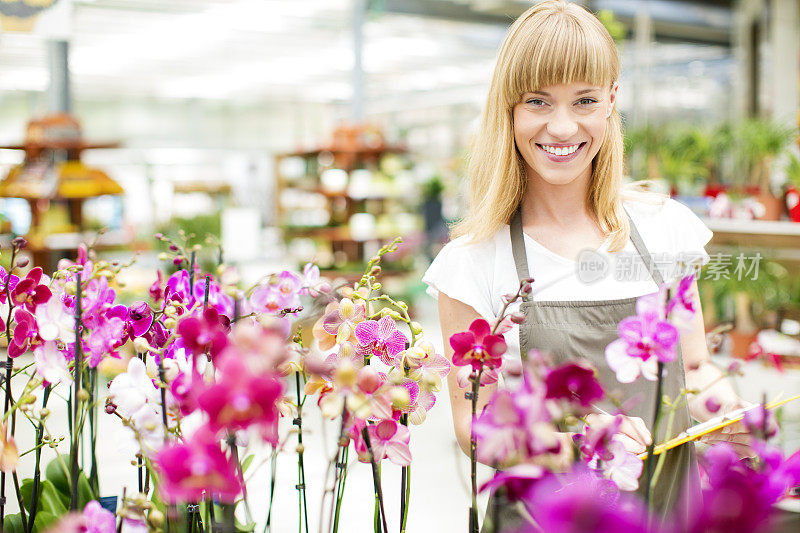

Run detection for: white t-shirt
[[422, 197, 713, 363]]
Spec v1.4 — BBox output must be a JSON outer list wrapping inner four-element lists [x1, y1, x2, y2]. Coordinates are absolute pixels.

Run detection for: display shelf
[[275, 124, 421, 268], [703, 217, 800, 249]]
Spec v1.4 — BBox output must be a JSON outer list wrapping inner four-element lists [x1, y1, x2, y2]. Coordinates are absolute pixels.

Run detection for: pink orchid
[[127, 301, 154, 338], [455, 364, 499, 389], [8, 308, 39, 357], [177, 308, 230, 358], [84, 316, 126, 367], [154, 429, 241, 503], [587, 439, 643, 491], [149, 269, 164, 304], [82, 500, 116, 533], [10, 267, 51, 312], [191, 276, 234, 317], [300, 263, 329, 296], [605, 293, 679, 384], [250, 271, 302, 314], [33, 341, 72, 386], [0, 266, 20, 304], [196, 356, 284, 441], [449, 318, 507, 372], [354, 316, 408, 366], [352, 419, 412, 466], [34, 297, 75, 345], [315, 298, 366, 350], [318, 360, 393, 420], [472, 369, 560, 466]]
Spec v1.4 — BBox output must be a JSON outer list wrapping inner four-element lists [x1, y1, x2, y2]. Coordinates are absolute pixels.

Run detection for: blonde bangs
[[504, 6, 619, 106]]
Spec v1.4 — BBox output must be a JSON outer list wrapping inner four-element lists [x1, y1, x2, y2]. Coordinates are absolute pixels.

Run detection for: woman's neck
[[520, 167, 595, 229]]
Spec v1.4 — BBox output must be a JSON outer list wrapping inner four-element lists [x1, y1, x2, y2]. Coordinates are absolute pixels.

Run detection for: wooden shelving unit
[[704, 217, 800, 270], [275, 124, 423, 271]]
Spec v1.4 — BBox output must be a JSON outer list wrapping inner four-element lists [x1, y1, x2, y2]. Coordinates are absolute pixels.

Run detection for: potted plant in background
[[784, 151, 800, 222], [732, 118, 796, 220]]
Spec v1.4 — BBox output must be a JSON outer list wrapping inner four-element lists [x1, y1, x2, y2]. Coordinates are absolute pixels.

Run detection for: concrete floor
[[3, 297, 799, 531]]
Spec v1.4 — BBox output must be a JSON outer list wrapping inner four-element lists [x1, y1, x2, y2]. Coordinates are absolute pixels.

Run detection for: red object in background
[[703, 183, 728, 198], [786, 185, 800, 222]]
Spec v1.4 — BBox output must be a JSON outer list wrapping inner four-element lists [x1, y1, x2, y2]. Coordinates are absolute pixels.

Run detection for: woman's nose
[[546, 107, 579, 140]]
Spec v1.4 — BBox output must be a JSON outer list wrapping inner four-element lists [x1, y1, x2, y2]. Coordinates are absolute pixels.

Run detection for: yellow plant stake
[[637, 393, 800, 460]]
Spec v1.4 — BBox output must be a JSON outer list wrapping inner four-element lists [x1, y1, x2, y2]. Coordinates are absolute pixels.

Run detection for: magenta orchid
[[154, 430, 242, 503], [449, 318, 507, 372], [177, 307, 230, 358], [544, 362, 603, 407], [196, 355, 284, 441], [10, 267, 51, 312]]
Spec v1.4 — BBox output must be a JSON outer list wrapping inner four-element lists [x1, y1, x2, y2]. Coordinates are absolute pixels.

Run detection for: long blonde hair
[[452, 0, 659, 252]]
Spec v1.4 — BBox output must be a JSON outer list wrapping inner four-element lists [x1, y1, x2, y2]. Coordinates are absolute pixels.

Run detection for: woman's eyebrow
[[529, 88, 599, 96]]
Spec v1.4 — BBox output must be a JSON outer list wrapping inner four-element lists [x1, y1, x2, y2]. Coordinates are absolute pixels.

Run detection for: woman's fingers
[[616, 433, 647, 454], [619, 416, 653, 447]]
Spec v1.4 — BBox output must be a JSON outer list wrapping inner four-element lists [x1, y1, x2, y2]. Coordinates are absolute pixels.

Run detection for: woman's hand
[[584, 413, 653, 455], [697, 401, 756, 458]]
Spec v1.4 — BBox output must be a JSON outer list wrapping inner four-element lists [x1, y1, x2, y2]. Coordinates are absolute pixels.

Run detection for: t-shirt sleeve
[[421, 235, 496, 320], [664, 198, 714, 267]]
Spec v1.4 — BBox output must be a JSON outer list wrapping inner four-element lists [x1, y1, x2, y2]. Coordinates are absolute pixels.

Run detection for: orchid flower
[[449, 318, 506, 372], [354, 315, 408, 366]]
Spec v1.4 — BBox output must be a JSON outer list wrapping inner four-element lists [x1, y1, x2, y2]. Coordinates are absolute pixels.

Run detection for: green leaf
[[32, 511, 58, 533], [44, 454, 96, 509], [241, 454, 255, 475], [2, 513, 24, 533], [20, 479, 68, 516], [236, 520, 257, 532]]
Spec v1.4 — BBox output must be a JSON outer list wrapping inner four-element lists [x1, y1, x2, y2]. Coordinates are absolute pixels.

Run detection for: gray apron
[[482, 207, 699, 532]]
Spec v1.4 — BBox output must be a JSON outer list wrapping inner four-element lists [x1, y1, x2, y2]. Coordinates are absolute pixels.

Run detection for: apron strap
[[509, 204, 665, 299], [622, 204, 665, 286]]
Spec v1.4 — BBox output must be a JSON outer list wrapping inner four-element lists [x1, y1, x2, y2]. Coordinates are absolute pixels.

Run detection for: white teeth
[[540, 143, 580, 156]]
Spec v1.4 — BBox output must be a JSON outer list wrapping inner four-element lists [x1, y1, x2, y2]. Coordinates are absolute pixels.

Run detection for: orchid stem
[[294, 372, 310, 533], [264, 448, 277, 533], [70, 272, 83, 511], [650, 406, 676, 492], [399, 412, 409, 533], [362, 426, 388, 533], [643, 361, 665, 511], [468, 370, 481, 533], [1, 245, 18, 525], [27, 384, 51, 532]]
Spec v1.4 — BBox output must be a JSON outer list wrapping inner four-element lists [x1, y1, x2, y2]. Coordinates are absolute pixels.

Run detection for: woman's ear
[[607, 82, 620, 117]]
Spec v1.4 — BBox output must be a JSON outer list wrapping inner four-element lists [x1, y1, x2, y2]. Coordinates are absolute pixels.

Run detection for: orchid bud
[[357, 366, 382, 394], [133, 337, 151, 354], [510, 312, 526, 324], [39, 408, 50, 419], [410, 322, 423, 336], [147, 510, 165, 528], [340, 298, 354, 316], [165, 305, 177, 317], [173, 256, 184, 266], [390, 387, 411, 410], [521, 284, 532, 296], [154, 233, 164, 240], [65, 282, 77, 295], [11, 236, 27, 249], [163, 318, 176, 329], [15, 258, 29, 268], [169, 244, 178, 252], [157, 252, 169, 261], [373, 282, 382, 291], [296, 443, 305, 454], [705, 397, 721, 413], [77, 389, 90, 403]]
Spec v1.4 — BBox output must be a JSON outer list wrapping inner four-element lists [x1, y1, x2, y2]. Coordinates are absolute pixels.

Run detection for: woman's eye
[[526, 99, 545, 106], [578, 98, 598, 105]]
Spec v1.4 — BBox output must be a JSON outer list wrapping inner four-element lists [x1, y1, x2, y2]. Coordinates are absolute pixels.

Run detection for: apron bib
[[482, 207, 699, 532]]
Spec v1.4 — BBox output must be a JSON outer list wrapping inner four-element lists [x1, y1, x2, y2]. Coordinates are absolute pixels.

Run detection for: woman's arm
[[438, 292, 497, 457], [679, 278, 753, 455], [680, 278, 740, 417]]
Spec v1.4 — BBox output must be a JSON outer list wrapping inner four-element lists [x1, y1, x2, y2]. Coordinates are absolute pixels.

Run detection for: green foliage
[[596, 9, 626, 44], [420, 176, 444, 201], [785, 152, 800, 187]]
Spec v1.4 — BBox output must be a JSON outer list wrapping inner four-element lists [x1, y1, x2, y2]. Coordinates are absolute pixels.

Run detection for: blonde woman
[[422, 0, 749, 529]]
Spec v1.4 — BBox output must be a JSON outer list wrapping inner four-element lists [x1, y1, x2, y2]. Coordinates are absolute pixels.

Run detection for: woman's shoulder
[[622, 194, 713, 258]]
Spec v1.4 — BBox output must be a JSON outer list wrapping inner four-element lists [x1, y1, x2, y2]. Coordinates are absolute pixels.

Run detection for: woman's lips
[[535, 142, 587, 163]]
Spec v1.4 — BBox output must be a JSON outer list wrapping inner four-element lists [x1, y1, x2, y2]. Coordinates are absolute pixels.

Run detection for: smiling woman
[[423, 1, 749, 532]]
